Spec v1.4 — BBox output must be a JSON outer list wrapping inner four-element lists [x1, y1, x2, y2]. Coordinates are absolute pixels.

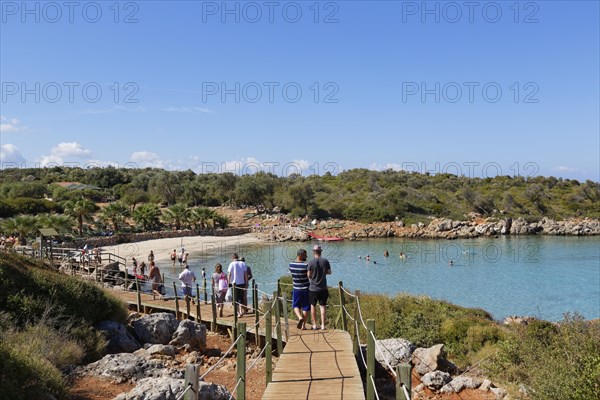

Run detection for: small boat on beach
[[308, 233, 344, 242]]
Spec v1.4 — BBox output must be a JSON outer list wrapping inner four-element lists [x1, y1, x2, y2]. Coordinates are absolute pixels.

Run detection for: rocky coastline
[[252, 217, 600, 242]]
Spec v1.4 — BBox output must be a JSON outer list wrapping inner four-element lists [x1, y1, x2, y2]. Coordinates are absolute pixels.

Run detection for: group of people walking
[[131, 245, 331, 331]]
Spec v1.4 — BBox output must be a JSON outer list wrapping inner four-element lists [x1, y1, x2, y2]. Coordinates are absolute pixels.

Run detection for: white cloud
[[130, 151, 165, 168], [0, 116, 25, 132], [51, 142, 92, 158], [37, 142, 93, 167], [0, 144, 26, 165], [159, 106, 215, 114], [553, 166, 578, 173], [369, 162, 404, 171]]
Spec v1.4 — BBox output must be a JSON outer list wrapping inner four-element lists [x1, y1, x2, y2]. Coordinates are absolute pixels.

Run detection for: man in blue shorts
[[289, 249, 310, 330]]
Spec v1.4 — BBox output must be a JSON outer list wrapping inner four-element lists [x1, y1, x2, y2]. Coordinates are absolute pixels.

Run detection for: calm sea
[[163, 236, 600, 321]]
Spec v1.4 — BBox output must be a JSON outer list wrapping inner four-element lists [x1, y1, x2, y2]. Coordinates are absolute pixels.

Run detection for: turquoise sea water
[[165, 236, 600, 321]]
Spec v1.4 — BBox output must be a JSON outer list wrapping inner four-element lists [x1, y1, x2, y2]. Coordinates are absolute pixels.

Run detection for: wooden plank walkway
[[262, 328, 365, 400], [110, 289, 365, 399]]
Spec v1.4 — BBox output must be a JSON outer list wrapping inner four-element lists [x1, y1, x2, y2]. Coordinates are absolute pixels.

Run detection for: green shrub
[[486, 314, 600, 400]]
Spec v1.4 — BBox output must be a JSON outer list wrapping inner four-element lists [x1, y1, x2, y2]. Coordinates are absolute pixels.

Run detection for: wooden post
[[265, 301, 273, 385], [253, 283, 259, 346], [273, 291, 283, 356], [124, 270, 129, 292], [195, 283, 201, 322], [397, 363, 412, 400], [184, 364, 199, 400], [276, 279, 282, 314], [353, 290, 360, 357], [100, 270, 104, 288], [367, 319, 376, 400], [339, 281, 348, 332], [135, 277, 141, 312], [211, 291, 217, 332], [236, 322, 246, 400], [185, 289, 191, 320], [203, 277, 207, 304], [173, 282, 180, 320], [282, 292, 289, 341]]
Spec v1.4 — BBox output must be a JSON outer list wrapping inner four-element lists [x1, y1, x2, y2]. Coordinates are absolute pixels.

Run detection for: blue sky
[[1, 0, 598, 180]]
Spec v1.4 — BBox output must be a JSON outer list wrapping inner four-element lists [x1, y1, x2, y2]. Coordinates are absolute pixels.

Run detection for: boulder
[[375, 338, 415, 368], [440, 376, 482, 393], [197, 381, 233, 399], [169, 320, 207, 352], [491, 387, 508, 399], [147, 344, 177, 357], [114, 377, 185, 400], [421, 371, 451, 391], [479, 379, 492, 392], [411, 344, 445, 375], [132, 313, 179, 345], [96, 320, 141, 354], [74, 353, 183, 384]]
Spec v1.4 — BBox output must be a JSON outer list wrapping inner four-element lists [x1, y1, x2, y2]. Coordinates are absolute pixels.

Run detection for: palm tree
[[190, 207, 216, 230], [63, 198, 97, 236], [2, 215, 39, 244], [162, 203, 190, 230], [132, 203, 161, 231], [37, 213, 74, 234], [213, 214, 231, 229], [100, 202, 129, 232]]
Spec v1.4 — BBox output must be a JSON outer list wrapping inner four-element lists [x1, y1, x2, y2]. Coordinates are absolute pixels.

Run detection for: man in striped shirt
[[289, 248, 310, 330]]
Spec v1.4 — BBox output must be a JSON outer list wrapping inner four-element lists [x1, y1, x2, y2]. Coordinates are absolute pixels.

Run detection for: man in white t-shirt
[[227, 253, 248, 317], [178, 264, 197, 305]]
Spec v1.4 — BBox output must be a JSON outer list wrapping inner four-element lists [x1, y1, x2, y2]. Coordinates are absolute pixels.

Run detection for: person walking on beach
[[148, 262, 163, 299], [212, 263, 228, 317], [139, 261, 147, 278], [148, 250, 155, 263], [178, 263, 197, 305], [132, 257, 138, 276], [170, 249, 177, 267], [307, 245, 331, 330], [227, 253, 248, 318], [178, 248, 185, 266], [182, 252, 189, 266], [289, 249, 310, 330]]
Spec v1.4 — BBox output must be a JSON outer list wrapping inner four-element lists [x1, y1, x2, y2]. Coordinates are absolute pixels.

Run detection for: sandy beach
[[104, 233, 263, 266]]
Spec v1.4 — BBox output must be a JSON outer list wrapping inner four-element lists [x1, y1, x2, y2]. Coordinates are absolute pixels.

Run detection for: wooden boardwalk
[[262, 328, 365, 400], [111, 289, 365, 399]]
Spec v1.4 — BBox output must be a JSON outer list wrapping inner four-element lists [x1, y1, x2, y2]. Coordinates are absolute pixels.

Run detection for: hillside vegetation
[[0, 167, 598, 226], [0, 253, 128, 400]]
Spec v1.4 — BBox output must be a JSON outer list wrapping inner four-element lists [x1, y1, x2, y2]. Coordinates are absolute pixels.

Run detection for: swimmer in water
[[449, 260, 454, 266], [384, 250, 389, 257], [366, 255, 371, 261]]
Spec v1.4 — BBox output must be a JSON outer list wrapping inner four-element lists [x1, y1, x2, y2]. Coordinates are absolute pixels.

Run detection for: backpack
[[218, 273, 228, 291]]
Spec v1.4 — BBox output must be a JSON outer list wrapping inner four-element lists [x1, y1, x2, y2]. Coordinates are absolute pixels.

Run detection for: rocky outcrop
[[375, 338, 415, 368], [147, 344, 177, 357], [411, 344, 445, 375], [74, 353, 183, 384], [96, 320, 141, 354], [132, 313, 179, 345], [440, 376, 483, 393], [421, 371, 451, 390], [254, 225, 309, 242], [169, 320, 207, 353], [114, 377, 231, 400]]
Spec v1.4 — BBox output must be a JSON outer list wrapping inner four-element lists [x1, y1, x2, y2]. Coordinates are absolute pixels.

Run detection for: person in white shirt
[[227, 253, 248, 317], [178, 264, 197, 305]]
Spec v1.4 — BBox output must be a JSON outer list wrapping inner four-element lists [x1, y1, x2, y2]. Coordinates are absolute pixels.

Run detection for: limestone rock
[[411, 344, 445, 375], [440, 376, 482, 393], [132, 313, 179, 345], [421, 371, 451, 391], [169, 320, 207, 353], [375, 338, 415, 368], [96, 320, 141, 354], [147, 344, 177, 357]]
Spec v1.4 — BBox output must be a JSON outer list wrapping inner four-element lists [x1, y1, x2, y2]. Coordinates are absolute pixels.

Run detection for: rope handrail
[[355, 296, 369, 330], [246, 341, 269, 372], [199, 335, 243, 381], [340, 285, 357, 297], [355, 320, 368, 369], [246, 309, 270, 332], [370, 331, 398, 377], [369, 374, 381, 400], [227, 377, 243, 400], [401, 383, 411, 400], [175, 383, 193, 400], [342, 304, 356, 322]]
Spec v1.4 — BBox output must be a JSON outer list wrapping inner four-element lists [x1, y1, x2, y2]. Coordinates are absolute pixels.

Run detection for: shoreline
[[103, 233, 262, 265]]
